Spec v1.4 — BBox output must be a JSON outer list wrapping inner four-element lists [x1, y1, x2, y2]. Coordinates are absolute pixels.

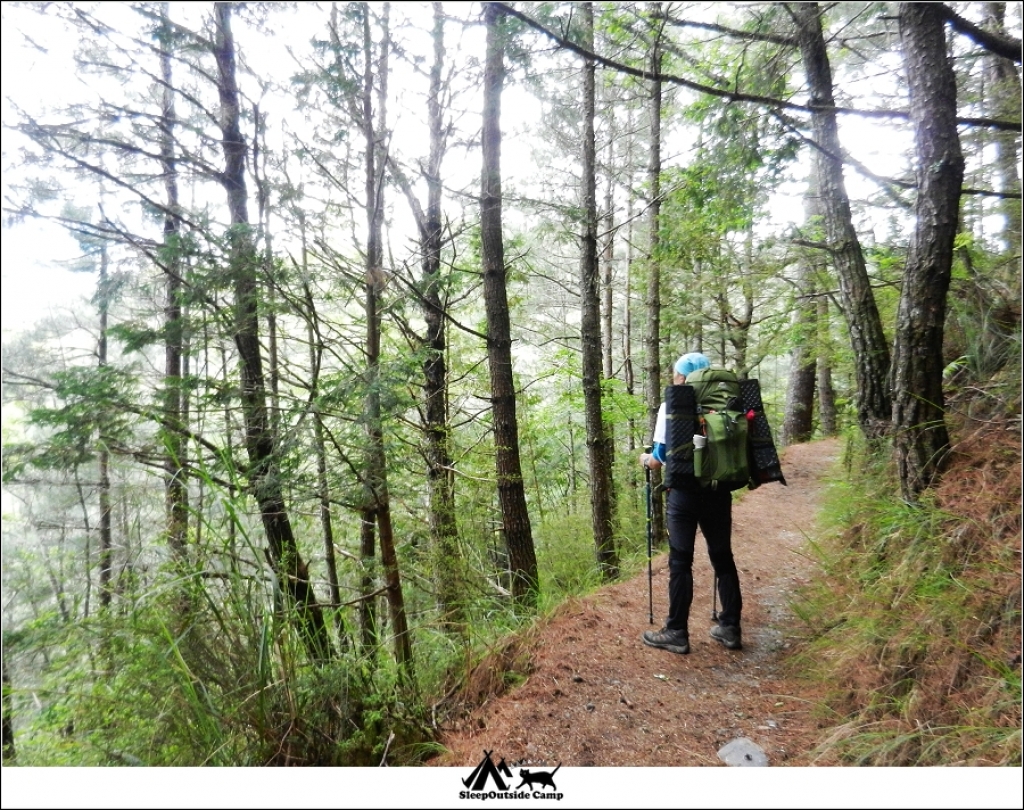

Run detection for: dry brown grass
[[789, 406, 1022, 766]]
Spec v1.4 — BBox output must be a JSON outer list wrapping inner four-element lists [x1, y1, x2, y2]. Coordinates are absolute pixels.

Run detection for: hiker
[[638, 351, 743, 654]]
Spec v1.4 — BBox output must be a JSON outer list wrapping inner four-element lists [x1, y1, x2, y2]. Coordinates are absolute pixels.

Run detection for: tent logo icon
[[462, 749, 513, 791], [459, 750, 565, 800]]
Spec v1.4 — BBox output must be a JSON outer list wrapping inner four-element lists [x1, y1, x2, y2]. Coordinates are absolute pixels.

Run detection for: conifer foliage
[[2, 2, 1019, 766]]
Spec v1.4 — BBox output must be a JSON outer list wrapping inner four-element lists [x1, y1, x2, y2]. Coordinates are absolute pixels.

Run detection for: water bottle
[[693, 433, 706, 477]]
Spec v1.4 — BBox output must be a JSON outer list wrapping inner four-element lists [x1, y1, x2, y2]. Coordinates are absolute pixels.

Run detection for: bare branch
[[488, 2, 1021, 133], [941, 4, 1023, 62]]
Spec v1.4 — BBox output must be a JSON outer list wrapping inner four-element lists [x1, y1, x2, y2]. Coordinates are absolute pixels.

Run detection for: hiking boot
[[642, 627, 690, 655], [710, 623, 742, 650]]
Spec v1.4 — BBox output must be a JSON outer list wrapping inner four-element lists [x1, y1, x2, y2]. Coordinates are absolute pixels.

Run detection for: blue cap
[[675, 352, 710, 377]]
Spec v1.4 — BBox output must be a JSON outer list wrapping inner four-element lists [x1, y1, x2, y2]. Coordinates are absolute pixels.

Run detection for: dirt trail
[[428, 438, 840, 767]]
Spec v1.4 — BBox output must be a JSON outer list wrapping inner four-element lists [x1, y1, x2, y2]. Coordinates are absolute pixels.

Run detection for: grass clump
[[788, 415, 1021, 766]]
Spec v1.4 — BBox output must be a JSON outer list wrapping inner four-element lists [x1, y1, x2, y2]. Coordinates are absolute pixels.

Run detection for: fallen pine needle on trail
[[427, 438, 840, 767]]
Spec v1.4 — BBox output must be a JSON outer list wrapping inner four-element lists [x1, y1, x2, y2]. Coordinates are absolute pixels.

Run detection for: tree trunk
[[729, 228, 755, 375], [602, 135, 616, 385], [644, 2, 666, 547], [422, 2, 466, 633], [816, 295, 838, 436], [984, 2, 1023, 270], [782, 174, 821, 445], [309, 315, 346, 646], [600, 91, 618, 525], [358, 510, 378, 650], [218, 338, 237, 555], [1, 657, 14, 762], [255, 110, 281, 436], [579, 2, 618, 580], [892, 2, 964, 500], [790, 2, 892, 439], [383, 2, 467, 635], [482, 2, 539, 604], [98, 243, 113, 610], [323, 2, 380, 653], [782, 310, 817, 446], [625, 147, 638, 495], [359, 1, 413, 674], [213, 2, 332, 663], [301, 213, 346, 648], [158, 5, 188, 560]]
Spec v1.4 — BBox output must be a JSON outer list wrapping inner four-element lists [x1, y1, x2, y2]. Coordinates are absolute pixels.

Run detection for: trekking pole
[[645, 447, 654, 624]]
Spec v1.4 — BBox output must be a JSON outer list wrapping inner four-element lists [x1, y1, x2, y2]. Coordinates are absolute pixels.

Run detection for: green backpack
[[686, 368, 751, 492]]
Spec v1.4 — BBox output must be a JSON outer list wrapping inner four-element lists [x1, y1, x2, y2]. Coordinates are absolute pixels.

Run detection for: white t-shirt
[[652, 401, 668, 460]]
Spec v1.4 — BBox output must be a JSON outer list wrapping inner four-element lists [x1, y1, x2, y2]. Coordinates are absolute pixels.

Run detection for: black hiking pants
[[664, 486, 742, 633]]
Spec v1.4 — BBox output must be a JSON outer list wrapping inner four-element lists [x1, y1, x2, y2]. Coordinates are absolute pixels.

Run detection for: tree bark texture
[[600, 105, 618, 524], [323, 2, 379, 652], [728, 231, 755, 375], [782, 301, 817, 445], [159, 5, 188, 560], [644, 2, 666, 548], [602, 134, 616, 384], [892, 2, 964, 500], [359, 2, 413, 674], [1, 657, 13, 761], [983, 2, 1023, 266], [422, 2, 466, 632], [790, 2, 892, 438], [98, 244, 113, 610], [782, 174, 821, 445], [816, 295, 838, 436], [579, 2, 619, 580], [482, 2, 539, 603], [214, 2, 332, 662]]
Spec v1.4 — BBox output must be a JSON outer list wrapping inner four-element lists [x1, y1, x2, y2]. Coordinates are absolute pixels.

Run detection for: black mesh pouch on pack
[[664, 384, 696, 489], [738, 378, 787, 487]]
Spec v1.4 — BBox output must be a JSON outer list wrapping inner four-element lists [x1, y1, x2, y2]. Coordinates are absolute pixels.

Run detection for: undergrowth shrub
[[6, 566, 433, 767], [789, 410, 1021, 766]]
